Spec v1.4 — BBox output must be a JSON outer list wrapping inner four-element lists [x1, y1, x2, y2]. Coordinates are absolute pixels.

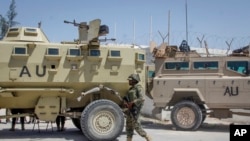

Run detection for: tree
[[0, 0, 19, 39], [0, 15, 8, 39]]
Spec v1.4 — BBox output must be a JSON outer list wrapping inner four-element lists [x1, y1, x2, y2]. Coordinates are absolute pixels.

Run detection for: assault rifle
[[123, 96, 139, 120]]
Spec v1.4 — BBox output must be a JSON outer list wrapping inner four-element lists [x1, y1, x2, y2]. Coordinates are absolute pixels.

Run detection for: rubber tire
[[171, 100, 203, 131], [81, 99, 124, 141], [198, 104, 207, 123], [71, 118, 81, 130]]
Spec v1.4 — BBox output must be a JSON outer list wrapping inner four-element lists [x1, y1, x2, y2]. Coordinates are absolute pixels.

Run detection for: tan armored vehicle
[[0, 19, 146, 140], [148, 41, 250, 130]]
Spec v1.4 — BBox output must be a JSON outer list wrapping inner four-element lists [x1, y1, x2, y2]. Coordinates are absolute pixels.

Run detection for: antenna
[[168, 10, 171, 46], [114, 22, 116, 38], [150, 16, 152, 42], [185, 0, 189, 43], [114, 22, 116, 39], [133, 19, 135, 45]]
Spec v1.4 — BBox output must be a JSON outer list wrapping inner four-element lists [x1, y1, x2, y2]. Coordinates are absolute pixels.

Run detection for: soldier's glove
[[127, 102, 134, 110], [123, 100, 129, 108]]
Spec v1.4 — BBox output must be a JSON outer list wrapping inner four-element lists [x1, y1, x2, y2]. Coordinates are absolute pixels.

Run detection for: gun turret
[[64, 19, 109, 43]]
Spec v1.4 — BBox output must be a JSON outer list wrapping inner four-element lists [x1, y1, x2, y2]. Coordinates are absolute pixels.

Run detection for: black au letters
[[224, 86, 239, 96], [19, 66, 31, 77], [36, 65, 46, 77], [20, 65, 46, 77]]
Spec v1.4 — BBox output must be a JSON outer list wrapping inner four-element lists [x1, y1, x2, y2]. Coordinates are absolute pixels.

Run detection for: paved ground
[[0, 109, 232, 141], [0, 117, 231, 141], [1, 108, 250, 141]]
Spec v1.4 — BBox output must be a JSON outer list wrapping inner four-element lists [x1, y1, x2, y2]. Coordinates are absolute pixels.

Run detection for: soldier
[[6, 109, 11, 123], [123, 74, 152, 141], [9, 109, 25, 131], [56, 115, 66, 131]]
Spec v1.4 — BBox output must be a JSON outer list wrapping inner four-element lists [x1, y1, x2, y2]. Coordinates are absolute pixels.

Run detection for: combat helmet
[[127, 74, 140, 82]]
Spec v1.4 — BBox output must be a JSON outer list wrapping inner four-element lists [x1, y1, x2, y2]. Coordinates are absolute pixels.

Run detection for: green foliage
[[0, 0, 19, 39]]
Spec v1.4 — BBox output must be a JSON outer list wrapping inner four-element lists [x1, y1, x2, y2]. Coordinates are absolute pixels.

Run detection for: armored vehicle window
[[47, 48, 59, 55], [13, 47, 27, 54], [7, 28, 19, 37], [135, 53, 145, 63], [9, 28, 19, 32], [193, 61, 218, 70], [138, 53, 145, 61], [68, 48, 81, 56], [227, 61, 248, 75], [24, 28, 38, 36], [107, 50, 122, 61], [148, 71, 155, 78], [89, 49, 100, 56], [66, 48, 83, 61], [25, 28, 36, 32], [165, 62, 189, 70], [110, 50, 121, 57]]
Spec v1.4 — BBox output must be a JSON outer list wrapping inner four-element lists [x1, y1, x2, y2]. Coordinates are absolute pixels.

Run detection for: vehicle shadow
[[141, 120, 230, 133], [0, 128, 84, 141], [0, 123, 119, 141]]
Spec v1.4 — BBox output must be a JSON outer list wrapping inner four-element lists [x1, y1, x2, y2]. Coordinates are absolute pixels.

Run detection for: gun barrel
[[64, 20, 80, 26], [64, 20, 71, 24]]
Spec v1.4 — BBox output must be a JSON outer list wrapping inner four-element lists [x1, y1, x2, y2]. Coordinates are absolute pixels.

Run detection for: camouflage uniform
[[124, 74, 152, 141], [125, 83, 147, 138]]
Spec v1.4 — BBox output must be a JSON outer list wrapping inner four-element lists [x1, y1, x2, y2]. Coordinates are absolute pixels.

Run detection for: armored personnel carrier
[[0, 19, 146, 140], [148, 42, 250, 130]]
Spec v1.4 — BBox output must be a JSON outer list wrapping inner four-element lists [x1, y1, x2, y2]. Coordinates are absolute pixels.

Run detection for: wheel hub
[[93, 111, 115, 135], [177, 107, 195, 127]]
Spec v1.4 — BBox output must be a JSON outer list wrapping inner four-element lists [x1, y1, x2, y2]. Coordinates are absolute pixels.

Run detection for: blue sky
[[1, 0, 250, 50]]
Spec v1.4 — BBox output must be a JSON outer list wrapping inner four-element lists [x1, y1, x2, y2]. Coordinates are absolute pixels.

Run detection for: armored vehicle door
[[206, 60, 250, 108]]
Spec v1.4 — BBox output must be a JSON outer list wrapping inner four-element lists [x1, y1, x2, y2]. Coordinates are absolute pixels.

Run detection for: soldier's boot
[[127, 137, 132, 141], [9, 124, 15, 131], [145, 135, 152, 141]]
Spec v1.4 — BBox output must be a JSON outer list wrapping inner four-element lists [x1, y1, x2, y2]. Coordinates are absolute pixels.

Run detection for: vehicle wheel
[[198, 104, 207, 123], [71, 118, 81, 130], [81, 99, 124, 141], [171, 100, 203, 131]]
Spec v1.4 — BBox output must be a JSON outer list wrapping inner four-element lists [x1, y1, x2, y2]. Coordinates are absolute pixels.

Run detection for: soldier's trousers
[[126, 113, 147, 138], [11, 109, 25, 125]]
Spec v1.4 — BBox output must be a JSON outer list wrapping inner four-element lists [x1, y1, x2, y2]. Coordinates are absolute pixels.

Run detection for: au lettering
[[19, 65, 46, 77], [224, 86, 239, 96]]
